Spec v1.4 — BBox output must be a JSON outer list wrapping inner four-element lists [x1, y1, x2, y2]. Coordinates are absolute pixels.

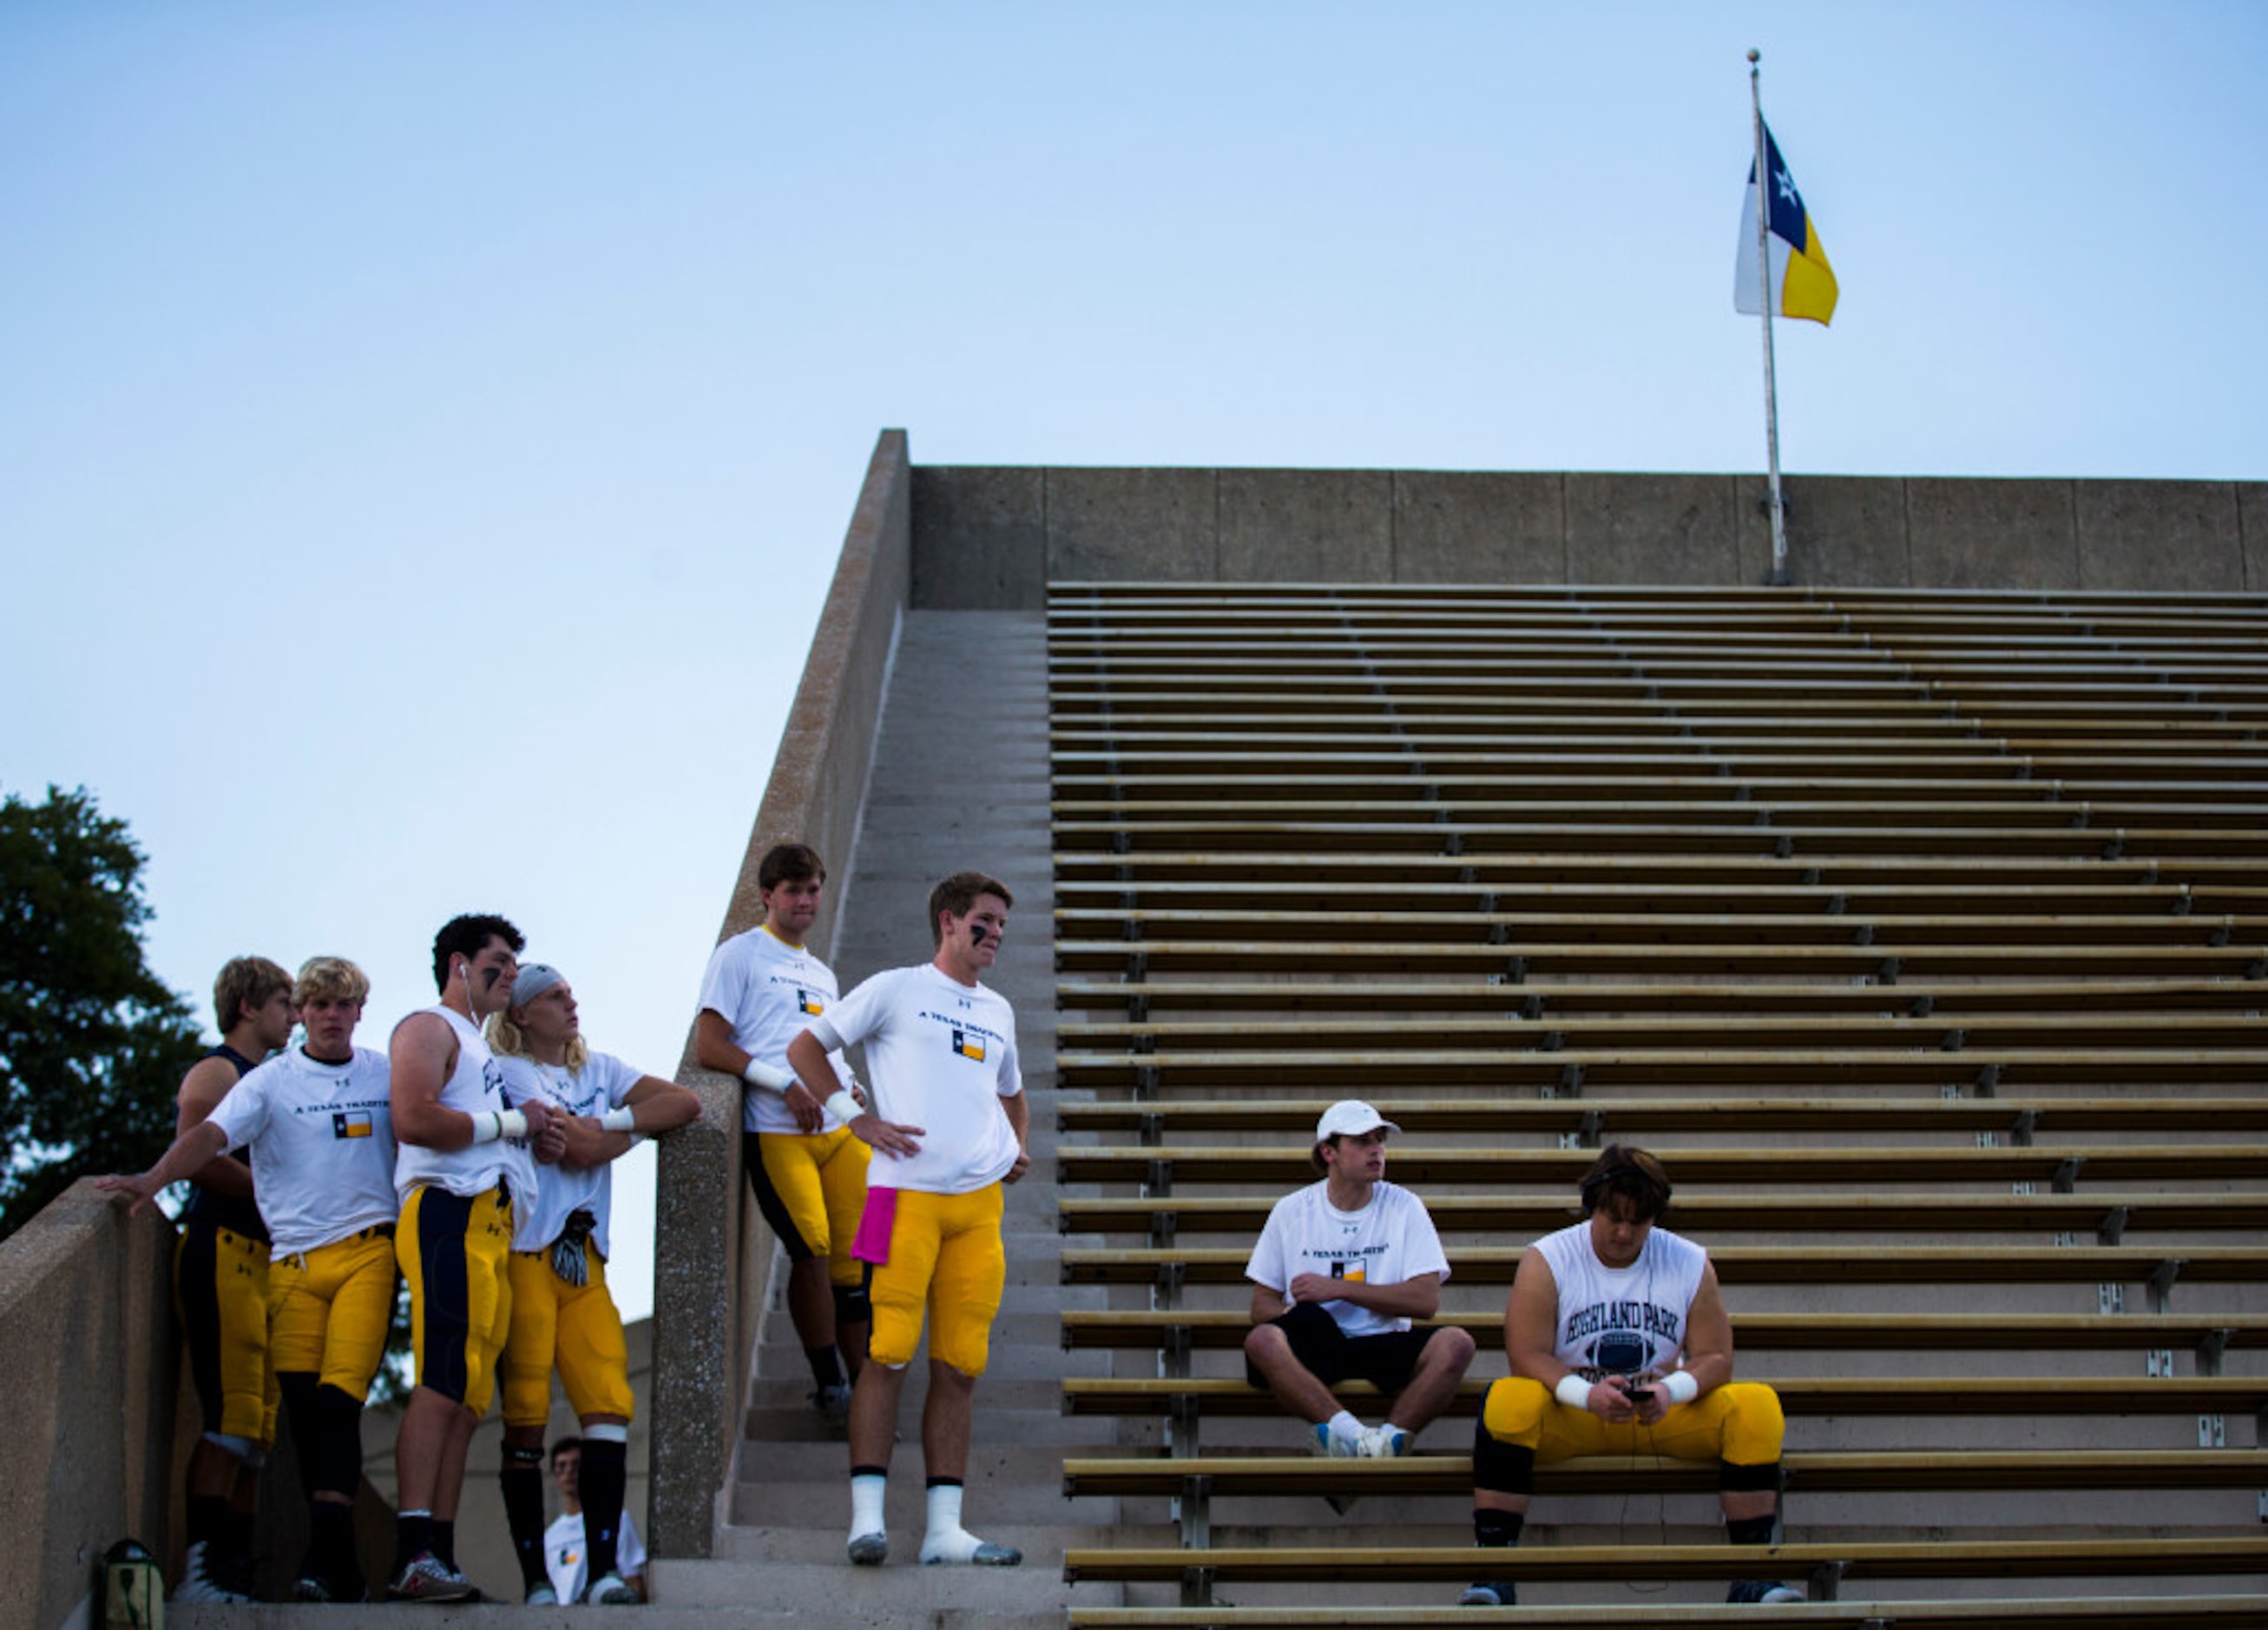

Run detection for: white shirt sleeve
[[812, 968, 892, 1051], [695, 940, 746, 1026], [1245, 1191, 1295, 1295], [616, 1509, 647, 1576], [203, 1068, 271, 1154], [1397, 1190, 1451, 1283]]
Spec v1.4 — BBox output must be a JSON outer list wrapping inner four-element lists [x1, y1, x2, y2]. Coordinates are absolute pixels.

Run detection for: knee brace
[[832, 1278, 871, 1329], [312, 1384, 366, 1500], [277, 1371, 321, 1498], [1471, 1411, 1537, 1497], [1719, 1458, 1785, 1495]]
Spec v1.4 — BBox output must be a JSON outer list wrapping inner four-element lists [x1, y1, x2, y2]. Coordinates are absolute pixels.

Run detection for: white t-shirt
[[393, 1005, 538, 1207], [206, 1045, 398, 1257], [697, 926, 855, 1134], [1535, 1219, 1708, 1382], [496, 1051, 643, 1256], [1245, 1180, 1451, 1338], [805, 963, 1021, 1195], [542, 1507, 646, 1604]]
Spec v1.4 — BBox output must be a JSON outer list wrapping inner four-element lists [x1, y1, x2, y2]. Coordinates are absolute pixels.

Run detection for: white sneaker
[[1311, 1422, 1363, 1457], [1358, 1424, 1411, 1457], [173, 1542, 254, 1606], [586, 1570, 640, 1605], [524, 1583, 560, 1606]]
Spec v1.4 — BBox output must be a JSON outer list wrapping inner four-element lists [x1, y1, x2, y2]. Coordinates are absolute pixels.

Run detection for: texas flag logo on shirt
[[332, 1110, 373, 1140], [798, 988, 825, 1015], [950, 1028, 986, 1062]]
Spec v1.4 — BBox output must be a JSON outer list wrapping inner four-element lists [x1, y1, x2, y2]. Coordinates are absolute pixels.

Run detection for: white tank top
[[1537, 1219, 1708, 1382], [393, 1004, 536, 1205]]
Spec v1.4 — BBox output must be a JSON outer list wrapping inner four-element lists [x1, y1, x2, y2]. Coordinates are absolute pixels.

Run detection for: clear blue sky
[[4, 2, 2262, 1314]]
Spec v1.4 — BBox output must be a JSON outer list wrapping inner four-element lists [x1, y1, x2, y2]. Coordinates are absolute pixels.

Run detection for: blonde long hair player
[[487, 963, 699, 1606]]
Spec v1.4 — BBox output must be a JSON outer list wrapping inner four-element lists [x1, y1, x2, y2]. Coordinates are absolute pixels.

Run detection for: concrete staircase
[[656, 608, 1120, 1626]]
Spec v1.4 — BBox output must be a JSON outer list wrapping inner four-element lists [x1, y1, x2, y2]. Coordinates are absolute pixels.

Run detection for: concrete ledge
[[0, 1182, 181, 1630], [910, 464, 2258, 596], [652, 429, 915, 1559]]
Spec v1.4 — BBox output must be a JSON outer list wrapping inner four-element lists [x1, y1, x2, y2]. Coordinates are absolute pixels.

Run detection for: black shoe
[[1726, 1579, 1805, 1604], [1458, 1580, 1516, 1606]]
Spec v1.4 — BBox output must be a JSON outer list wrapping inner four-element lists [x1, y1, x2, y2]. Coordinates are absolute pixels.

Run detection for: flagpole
[[1749, 48, 1791, 586]]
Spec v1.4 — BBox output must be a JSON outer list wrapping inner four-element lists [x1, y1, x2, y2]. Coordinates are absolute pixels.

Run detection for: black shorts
[[1246, 1300, 1439, 1394]]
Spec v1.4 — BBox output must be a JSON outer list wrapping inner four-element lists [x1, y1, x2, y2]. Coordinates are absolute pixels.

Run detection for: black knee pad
[[832, 1280, 871, 1328], [1720, 1458, 1785, 1495], [312, 1384, 365, 1500], [1471, 1413, 1536, 1496]]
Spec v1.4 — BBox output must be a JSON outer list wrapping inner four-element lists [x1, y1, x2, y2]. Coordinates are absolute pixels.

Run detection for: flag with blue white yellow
[[1735, 122, 1837, 325]]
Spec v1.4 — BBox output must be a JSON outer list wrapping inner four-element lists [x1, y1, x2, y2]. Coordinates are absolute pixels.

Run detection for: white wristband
[[740, 1058, 793, 1093], [470, 1109, 528, 1145], [824, 1090, 864, 1127], [1661, 1370, 1700, 1406], [1555, 1374, 1594, 1411], [600, 1107, 636, 1133]]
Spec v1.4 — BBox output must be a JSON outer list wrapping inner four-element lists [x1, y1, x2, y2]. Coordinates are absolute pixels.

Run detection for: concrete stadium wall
[[649, 429, 913, 1558], [910, 467, 2268, 600], [0, 1183, 183, 1630]]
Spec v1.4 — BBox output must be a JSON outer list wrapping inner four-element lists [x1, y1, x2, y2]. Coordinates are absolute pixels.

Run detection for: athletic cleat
[[586, 1570, 640, 1605], [813, 1381, 853, 1423], [524, 1583, 560, 1606], [385, 1552, 480, 1603], [920, 1535, 1022, 1567], [1726, 1580, 1805, 1604], [1358, 1424, 1411, 1458], [174, 1542, 255, 1606], [1458, 1580, 1517, 1607], [846, 1530, 889, 1567]]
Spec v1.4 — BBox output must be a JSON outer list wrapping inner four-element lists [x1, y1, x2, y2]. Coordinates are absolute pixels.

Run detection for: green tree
[[0, 784, 204, 1239]]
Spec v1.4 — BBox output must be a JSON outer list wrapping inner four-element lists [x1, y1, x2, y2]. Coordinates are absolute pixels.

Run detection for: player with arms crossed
[[784, 871, 1029, 1570], [387, 913, 566, 1601], [490, 963, 699, 1606], [1245, 1101, 1476, 1460]]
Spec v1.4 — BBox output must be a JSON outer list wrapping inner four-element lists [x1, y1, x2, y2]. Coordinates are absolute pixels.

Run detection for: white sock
[[1326, 1410, 1364, 1446], [849, 1473, 887, 1541], [920, 1483, 983, 1561]]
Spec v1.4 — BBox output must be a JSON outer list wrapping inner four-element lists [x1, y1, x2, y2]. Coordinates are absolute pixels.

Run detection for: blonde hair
[[293, 956, 370, 1008], [488, 1009, 589, 1073]]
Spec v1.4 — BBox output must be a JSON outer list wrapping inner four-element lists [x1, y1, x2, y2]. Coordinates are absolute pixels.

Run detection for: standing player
[[490, 963, 699, 1606], [1462, 1147, 1799, 1607], [785, 871, 1029, 1570], [1245, 1101, 1476, 1459], [100, 957, 398, 1605], [542, 1436, 648, 1606], [694, 843, 873, 1422], [166, 955, 296, 1602], [387, 914, 564, 1601]]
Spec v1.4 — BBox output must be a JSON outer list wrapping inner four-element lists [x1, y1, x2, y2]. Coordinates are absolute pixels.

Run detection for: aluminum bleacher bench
[[1056, 1096, 2268, 1140], [1065, 1597, 2268, 1630], [1058, 1243, 2268, 1295], [1053, 1142, 2268, 1190], [1058, 1311, 2265, 1364], [1057, 1192, 2268, 1241]]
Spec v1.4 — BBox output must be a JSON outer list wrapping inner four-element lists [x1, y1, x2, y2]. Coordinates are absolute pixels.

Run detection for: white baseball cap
[[1313, 1100, 1400, 1142]]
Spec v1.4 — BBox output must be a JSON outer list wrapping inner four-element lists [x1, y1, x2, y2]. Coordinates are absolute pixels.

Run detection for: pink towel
[[851, 1186, 898, 1265]]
